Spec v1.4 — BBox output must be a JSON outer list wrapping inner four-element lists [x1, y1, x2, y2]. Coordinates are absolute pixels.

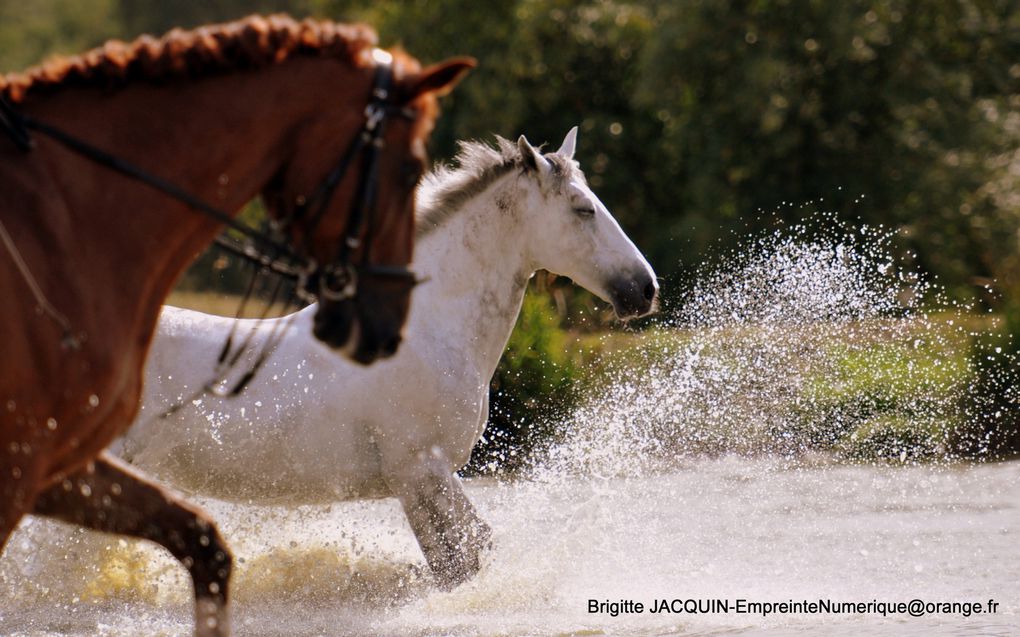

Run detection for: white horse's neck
[[411, 173, 536, 377]]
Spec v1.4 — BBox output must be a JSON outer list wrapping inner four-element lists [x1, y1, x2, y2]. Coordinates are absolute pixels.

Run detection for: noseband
[[0, 49, 417, 306]]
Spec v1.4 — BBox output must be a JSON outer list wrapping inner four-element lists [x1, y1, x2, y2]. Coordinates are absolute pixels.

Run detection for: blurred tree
[[356, 0, 531, 158], [638, 0, 1020, 301], [0, 0, 120, 71], [115, 0, 324, 34]]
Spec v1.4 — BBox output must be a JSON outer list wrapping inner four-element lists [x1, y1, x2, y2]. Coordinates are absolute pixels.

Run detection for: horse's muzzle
[[312, 279, 410, 364], [609, 272, 659, 319]]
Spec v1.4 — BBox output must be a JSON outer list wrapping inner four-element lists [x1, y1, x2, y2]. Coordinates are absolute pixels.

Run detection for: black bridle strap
[[337, 62, 393, 266], [295, 60, 395, 261], [340, 114, 385, 265], [296, 124, 372, 255]]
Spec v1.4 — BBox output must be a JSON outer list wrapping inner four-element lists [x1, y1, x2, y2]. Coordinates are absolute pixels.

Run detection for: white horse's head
[[515, 127, 658, 318]]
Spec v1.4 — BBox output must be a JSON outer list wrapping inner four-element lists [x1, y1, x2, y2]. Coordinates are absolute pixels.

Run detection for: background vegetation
[[3, 0, 1017, 466]]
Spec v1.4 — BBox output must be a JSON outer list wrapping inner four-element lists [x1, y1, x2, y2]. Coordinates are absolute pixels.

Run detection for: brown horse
[[0, 14, 471, 636]]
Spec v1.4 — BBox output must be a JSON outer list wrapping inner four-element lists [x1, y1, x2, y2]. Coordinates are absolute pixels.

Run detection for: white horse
[[117, 128, 658, 587]]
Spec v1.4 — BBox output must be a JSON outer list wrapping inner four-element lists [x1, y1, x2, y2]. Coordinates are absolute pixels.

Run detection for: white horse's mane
[[416, 135, 579, 237]]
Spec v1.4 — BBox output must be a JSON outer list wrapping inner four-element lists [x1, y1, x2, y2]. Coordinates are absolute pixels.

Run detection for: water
[[1, 217, 1017, 635], [0, 459, 1017, 636], [549, 218, 988, 474]]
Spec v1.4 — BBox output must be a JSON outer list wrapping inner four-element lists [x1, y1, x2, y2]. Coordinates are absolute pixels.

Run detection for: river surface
[[1, 457, 1016, 636]]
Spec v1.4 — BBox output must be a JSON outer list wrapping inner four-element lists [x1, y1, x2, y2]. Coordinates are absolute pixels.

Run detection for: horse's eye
[[573, 206, 595, 217]]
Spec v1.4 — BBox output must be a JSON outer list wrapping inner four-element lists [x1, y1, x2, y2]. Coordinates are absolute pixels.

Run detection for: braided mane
[[1, 14, 377, 102]]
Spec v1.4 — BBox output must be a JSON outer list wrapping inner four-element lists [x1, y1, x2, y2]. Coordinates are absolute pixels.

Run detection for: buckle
[[318, 262, 358, 302], [364, 102, 386, 132]]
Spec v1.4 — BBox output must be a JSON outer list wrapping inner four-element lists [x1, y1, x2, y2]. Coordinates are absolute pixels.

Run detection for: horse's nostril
[[643, 280, 657, 302]]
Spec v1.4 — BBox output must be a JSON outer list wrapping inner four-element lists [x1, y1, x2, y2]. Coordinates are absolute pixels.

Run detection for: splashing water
[[542, 218, 982, 478], [1, 217, 1016, 636]]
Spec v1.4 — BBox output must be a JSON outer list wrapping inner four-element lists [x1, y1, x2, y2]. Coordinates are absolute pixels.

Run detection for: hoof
[[429, 519, 493, 590]]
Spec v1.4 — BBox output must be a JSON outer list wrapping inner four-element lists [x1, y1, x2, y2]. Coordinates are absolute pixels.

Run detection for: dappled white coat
[[117, 128, 658, 586]]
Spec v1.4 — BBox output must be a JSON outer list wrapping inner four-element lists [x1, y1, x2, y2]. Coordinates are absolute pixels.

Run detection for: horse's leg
[[0, 451, 43, 554], [32, 452, 232, 637], [384, 449, 492, 588], [0, 417, 57, 555]]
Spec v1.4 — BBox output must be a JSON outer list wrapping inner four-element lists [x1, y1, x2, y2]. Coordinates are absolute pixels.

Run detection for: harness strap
[[295, 124, 371, 254], [294, 61, 394, 253], [285, 59, 402, 302], [336, 60, 394, 266]]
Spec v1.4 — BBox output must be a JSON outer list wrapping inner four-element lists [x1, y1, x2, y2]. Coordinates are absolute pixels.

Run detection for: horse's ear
[[518, 135, 554, 182], [556, 126, 578, 159], [407, 57, 476, 99]]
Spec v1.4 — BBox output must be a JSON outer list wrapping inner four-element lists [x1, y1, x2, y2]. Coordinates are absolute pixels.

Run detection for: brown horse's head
[[265, 50, 473, 364]]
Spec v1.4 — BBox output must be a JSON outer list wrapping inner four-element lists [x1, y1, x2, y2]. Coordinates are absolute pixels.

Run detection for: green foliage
[[0, 0, 119, 71], [115, 0, 338, 35], [835, 414, 947, 462], [805, 342, 970, 415], [795, 335, 972, 460], [637, 0, 1020, 299]]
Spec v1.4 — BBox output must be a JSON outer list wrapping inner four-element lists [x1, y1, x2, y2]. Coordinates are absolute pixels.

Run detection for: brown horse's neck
[[0, 56, 372, 452]]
